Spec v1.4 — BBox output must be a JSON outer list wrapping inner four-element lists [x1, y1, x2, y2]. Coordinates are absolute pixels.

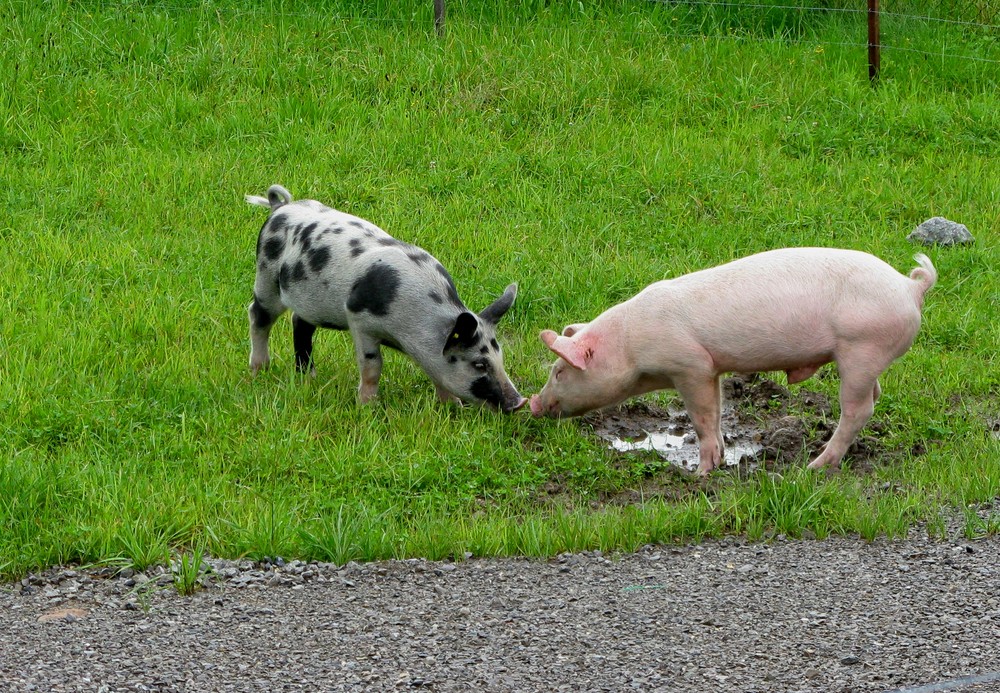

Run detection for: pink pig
[[530, 248, 937, 474]]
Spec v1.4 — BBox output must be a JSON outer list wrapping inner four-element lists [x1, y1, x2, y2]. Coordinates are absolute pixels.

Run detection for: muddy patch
[[584, 373, 888, 476], [585, 400, 761, 473]]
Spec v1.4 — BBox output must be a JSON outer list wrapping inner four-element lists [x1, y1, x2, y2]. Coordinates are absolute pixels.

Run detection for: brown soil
[[583, 373, 892, 480]]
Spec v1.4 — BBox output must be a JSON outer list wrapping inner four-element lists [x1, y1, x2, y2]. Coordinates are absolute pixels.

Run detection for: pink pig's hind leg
[[807, 353, 888, 470], [676, 375, 724, 476]]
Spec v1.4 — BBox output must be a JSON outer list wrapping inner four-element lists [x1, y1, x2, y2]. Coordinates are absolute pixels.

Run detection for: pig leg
[[248, 290, 285, 374], [807, 354, 886, 470], [435, 384, 462, 405], [676, 375, 724, 475], [350, 331, 383, 404], [292, 314, 317, 376]]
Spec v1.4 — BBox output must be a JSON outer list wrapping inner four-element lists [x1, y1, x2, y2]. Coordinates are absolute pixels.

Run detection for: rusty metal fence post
[[435, 0, 446, 36], [868, 0, 880, 83]]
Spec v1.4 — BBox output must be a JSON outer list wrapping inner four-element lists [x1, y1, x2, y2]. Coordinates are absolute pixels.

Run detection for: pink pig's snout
[[529, 395, 544, 417]]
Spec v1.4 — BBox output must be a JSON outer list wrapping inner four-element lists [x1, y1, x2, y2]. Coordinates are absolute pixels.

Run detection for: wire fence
[[882, 0, 999, 24], [635, 0, 1000, 70], [414, 0, 1000, 74], [54, 1, 1000, 73]]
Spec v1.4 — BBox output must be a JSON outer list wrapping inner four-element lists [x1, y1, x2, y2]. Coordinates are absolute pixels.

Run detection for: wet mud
[[583, 372, 889, 477]]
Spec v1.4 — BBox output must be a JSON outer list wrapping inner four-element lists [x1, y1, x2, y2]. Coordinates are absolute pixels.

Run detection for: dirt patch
[[583, 373, 891, 478]]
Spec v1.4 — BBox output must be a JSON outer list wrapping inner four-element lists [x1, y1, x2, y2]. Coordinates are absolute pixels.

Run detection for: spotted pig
[[246, 184, 526, 412]]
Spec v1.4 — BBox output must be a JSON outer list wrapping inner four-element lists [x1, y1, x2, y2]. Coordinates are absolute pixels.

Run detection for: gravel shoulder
[[3, 535, 1000, 692]]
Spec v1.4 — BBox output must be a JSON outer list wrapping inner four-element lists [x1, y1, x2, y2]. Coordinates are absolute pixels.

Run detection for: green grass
[[1, 0, 998, 579]]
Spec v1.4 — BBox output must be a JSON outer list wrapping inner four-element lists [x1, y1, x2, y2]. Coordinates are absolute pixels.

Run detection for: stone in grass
[[907, 217, 974, 246]]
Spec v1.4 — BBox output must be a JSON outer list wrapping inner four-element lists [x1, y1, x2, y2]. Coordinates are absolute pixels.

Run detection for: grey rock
[[908, 216, 974, 246]]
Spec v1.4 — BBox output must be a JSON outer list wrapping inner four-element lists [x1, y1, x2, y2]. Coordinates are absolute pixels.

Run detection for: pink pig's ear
[[539, 329, 590, 371]]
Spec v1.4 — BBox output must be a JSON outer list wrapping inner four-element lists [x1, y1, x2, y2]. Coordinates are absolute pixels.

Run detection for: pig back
[[638, 248, 922, 374]]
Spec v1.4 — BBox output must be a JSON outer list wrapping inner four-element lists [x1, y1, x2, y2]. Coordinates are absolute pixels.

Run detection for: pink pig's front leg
[[675, 375, 725, 476]]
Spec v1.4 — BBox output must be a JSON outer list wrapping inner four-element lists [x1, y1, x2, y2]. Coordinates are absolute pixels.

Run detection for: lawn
[[1, 0, 998, 579]]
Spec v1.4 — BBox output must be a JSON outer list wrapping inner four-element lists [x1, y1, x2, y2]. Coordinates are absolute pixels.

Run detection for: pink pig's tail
[[908, 253, 937, 306]]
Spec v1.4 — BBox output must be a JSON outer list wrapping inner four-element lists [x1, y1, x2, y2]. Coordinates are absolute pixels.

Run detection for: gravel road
[[3, 534, 1000, 692]]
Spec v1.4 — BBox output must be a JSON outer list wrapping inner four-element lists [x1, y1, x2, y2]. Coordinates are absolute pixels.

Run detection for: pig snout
[[494, 377, 527, 413], [529, 394, 556, 417], [529, 395, 543, 417], [505, 395, 529, 413]]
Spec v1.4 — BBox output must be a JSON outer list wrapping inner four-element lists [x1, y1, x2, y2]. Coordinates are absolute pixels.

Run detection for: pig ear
[[444, 312, 480, 354], [562, 323, 587, 338], [479, 283, 518, 325], [539, 329, 589, 371]]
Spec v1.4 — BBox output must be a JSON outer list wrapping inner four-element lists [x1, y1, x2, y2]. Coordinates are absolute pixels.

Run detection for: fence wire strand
[[58, 1, 1000, 67], [644, 0, 1000, 65]]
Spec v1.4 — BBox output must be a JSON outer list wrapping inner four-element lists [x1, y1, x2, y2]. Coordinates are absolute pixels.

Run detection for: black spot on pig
[[308, 246, 331, 272], [348, 220, 365, 230], [470, 376, 503, 407], [347, 263, 400, 317], [490, 338, 499, 351], [257, 215, 285, 257], [349, 238, 365, 258], [429, 291, 443, 304], [330, 225, 344, 235], [435, 264, 463, 307], [364, 352, 379, 360], [263, 236, 285, 261], [408, 251, 430, 264], [249, 294, 277, 328], [269, 213, 288, 234], [480, 345, 489, 354], [278, 261, 307, 288], [377, 238, 401, 248]]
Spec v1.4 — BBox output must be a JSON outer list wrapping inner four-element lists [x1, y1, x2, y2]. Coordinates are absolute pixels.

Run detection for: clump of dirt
[[583, 373, 890, 478], [583, 397, 763, 474], [989, 416, 1000, 440]]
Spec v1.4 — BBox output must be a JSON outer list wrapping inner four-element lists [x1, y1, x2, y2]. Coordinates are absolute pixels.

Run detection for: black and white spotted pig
[[246, 185, 527, 412]]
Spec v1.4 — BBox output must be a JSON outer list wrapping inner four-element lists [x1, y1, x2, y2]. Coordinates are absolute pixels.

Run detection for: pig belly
[[280, 282, 350, 330], [696, 313, 837, 376]]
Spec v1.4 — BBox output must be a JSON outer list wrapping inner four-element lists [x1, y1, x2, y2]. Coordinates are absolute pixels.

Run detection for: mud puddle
[[593, 404, 762, 473], [583, 373, 889, 475]]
